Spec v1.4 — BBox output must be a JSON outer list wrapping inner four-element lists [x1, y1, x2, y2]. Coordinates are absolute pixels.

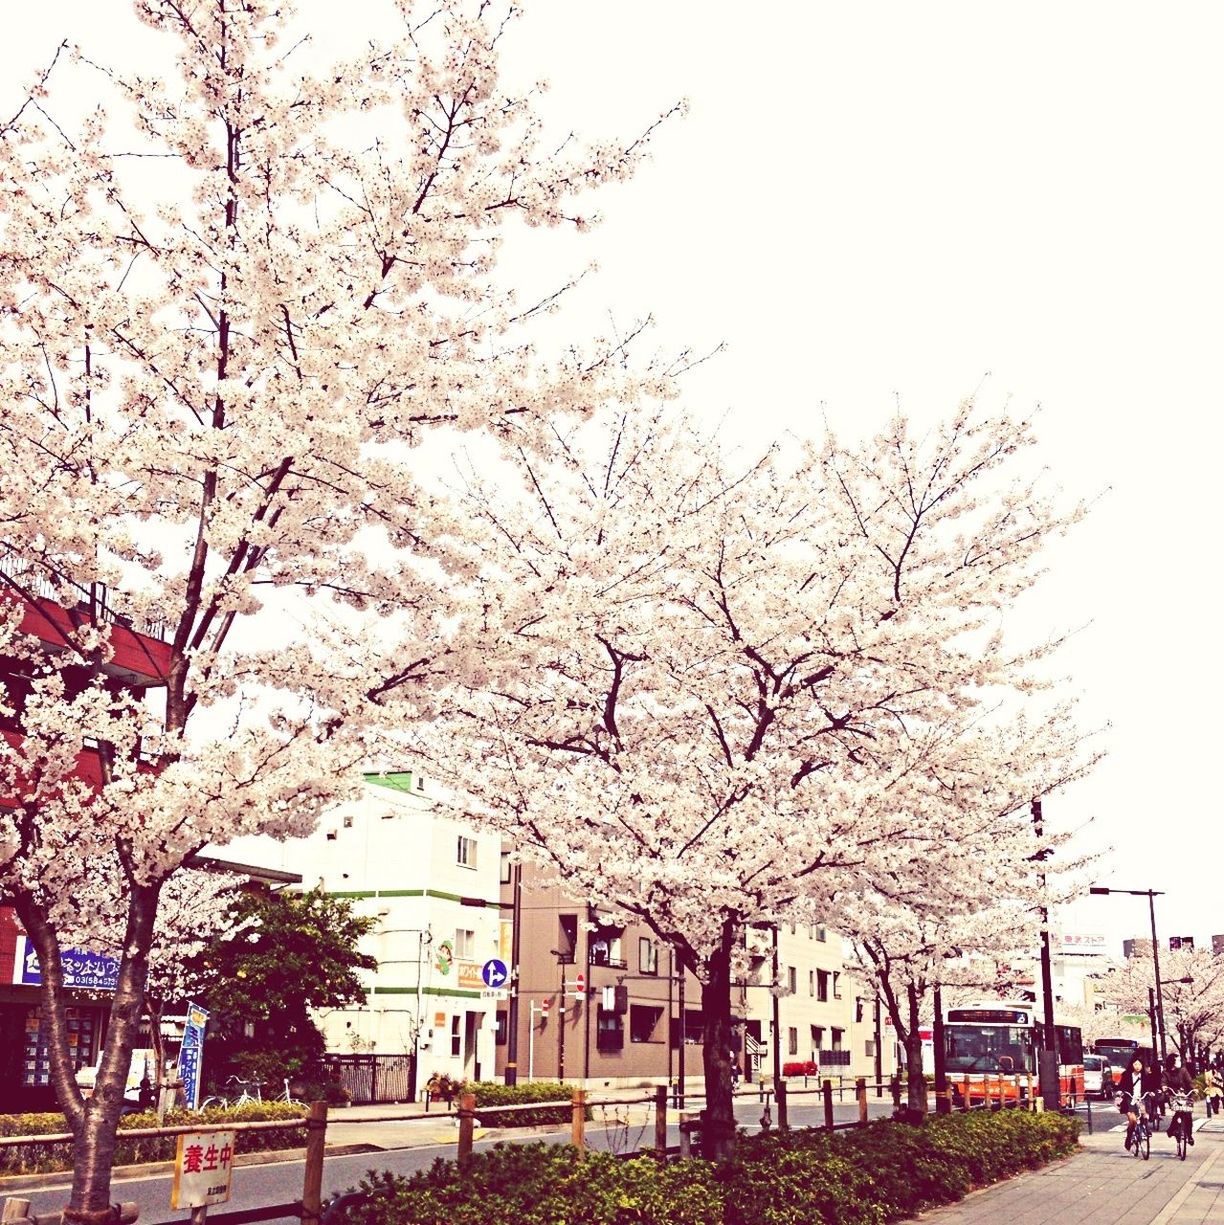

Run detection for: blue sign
[[481, 958, 509, 989], [181, 1002, 210, 1111], [18, 937, 120, 992]]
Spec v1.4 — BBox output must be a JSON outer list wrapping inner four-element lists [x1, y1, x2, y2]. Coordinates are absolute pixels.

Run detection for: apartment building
[[497, 861, 895, 1088], [231, 771, 504, 1097]]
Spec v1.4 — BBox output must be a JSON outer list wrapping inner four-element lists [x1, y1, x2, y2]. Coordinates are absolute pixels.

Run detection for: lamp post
[[1088, 886, 1167, 1062], [1032, 800, 1060, 1110]]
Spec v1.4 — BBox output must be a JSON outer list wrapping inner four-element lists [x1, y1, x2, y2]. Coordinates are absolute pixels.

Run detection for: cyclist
[[1163, 1053, 1195, 1147], [1119, 1056, 1159, 1151]]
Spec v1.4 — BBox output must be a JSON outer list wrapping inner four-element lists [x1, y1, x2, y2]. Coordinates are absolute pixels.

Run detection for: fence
[[320, 1054, 413, 1104]]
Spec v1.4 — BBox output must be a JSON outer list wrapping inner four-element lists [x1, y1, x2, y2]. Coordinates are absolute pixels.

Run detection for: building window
[[787, 966, 797, 995], [789, 922, 796, 936], [832, 971, 842, 999], [809, 970, 815, 997], [816, 926, 827, 942], [557, 915, 578, 963], [788, 1027, 799, 1056], [342, 814, 353, 828], [450, 1015, 461, 1058], [817, 970, 829, 1002], [499, 850, 512, 884], [495, 1012, 507, 1045], [831, 1027, 844, 1050], [455, 929, 475, 959], [810, 1025, 824, 1055], [808, 923, 816, 940], [630, 1004, 664, 1043], [639, 938, 659, 975], [457, 835, 477, 868], [855, 997, 865, 1024], [597, 1011, 624, 1051], [590, 924, 625, 969]]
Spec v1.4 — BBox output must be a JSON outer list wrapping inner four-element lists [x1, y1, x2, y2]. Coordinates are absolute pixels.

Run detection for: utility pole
[[557, 957, 566, 1082], [504, 863, 522, 1085], [1149, 892, 1168, 1064], [583, 904, 593, 1083], [874, 994, 883, 1097], [1032, 799, 1060, 1110], [678, 953, 687, 1109], [771, 925, 783, 1090]]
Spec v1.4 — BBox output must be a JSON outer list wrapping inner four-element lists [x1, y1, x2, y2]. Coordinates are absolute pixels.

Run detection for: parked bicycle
[[273, 1077, 303, 1106], [200, 1075, 263, 1109]]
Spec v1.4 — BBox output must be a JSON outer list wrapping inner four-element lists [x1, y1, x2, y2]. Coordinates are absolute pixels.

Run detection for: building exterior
[[229, 772, 504, 1098], [0, 562, 172, 1112], [498, 862, 894, 1089]]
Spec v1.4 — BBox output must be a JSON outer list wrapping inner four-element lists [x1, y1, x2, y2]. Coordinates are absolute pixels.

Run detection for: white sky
[[5, 1, 1222, 953]]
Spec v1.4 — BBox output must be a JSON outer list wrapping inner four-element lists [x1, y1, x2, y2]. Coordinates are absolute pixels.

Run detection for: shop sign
[[14, 936, 120, 992]]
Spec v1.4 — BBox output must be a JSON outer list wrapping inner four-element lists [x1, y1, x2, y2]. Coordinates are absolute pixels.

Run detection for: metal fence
[[321, 1053, 414, 1103]]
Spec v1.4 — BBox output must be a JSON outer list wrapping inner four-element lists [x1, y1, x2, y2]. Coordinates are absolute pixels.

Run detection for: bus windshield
[[944, 1025, 1036, 1074], [1094, 1039, 1138, 1065]]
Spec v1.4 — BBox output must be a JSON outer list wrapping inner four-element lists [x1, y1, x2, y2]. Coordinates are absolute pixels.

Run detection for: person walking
[[1205, 1065, 1223, 1118]]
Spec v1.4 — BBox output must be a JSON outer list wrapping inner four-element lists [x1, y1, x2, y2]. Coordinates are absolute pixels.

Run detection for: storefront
[[0, 906, 115, 1113]]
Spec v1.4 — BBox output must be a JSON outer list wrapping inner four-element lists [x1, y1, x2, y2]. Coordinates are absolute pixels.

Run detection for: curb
[[0, 1143, 380, 1194]]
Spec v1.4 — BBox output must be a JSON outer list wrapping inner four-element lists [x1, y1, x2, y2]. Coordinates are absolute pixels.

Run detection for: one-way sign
[[481, 958, 509, 988]]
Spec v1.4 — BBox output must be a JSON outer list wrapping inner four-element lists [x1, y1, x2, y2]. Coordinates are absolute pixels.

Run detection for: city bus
[[942, 1003, 1084, 1107]]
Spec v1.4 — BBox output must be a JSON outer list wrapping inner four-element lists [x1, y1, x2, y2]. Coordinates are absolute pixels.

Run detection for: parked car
[[1082, 1054, 1115, 1099]]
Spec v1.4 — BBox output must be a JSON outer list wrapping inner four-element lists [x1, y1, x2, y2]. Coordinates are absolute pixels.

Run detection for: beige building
[[497, 863, 895, 1088]]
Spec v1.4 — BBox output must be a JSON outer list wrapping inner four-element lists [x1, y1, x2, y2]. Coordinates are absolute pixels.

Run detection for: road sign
[[573, 971, 586, 999], [481, 988, 508, 1001], [170, 1129, 235, 1209], [481, 958, 509, 989], [541, 997, 552, 1017]]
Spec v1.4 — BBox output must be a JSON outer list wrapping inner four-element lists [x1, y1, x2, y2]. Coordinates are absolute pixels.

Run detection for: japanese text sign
[[171, 1130, 235, 1208]]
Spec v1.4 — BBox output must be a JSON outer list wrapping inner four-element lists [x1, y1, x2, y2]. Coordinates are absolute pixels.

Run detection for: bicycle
[[200, 1075, 263, 1109], [1125, 1091, 1153, 1161], [272, 1077, 303, 1106], [1167, 1092, 1194, 1161]]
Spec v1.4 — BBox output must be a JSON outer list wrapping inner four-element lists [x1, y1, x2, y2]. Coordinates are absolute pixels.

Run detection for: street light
[[1088, 886, 1168, 1062]]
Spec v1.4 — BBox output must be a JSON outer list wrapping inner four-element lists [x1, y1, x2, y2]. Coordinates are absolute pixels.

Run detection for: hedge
[[327, 1110, 1080, 1225], [467, 1081, 588, 1128], [0, 1102, 307, 1177]]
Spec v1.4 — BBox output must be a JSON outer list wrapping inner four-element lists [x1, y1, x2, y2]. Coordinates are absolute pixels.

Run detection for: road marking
[[1149, 1141, 1224, 1224]]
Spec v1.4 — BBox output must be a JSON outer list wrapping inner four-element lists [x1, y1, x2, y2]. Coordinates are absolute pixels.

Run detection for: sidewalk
[[918, 1115, 1224, 1224]]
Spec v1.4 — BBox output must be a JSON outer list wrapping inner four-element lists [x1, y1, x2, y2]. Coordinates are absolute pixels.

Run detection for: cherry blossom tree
[[1099, 947, 1224, 1069], [412, 403, 1090, 1156], [0, 1, 676, 1215]]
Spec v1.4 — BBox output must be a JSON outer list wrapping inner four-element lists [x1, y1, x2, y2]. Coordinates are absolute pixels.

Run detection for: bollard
[[654, 1084, 668, 1157], [1086, 1093, 1093, 1135], [571, 1087, 586, 1151], [961, 1075, 970, 1111], [890, 1074, 901, 1109], [457, 1091, 476, 1171], [856, 1077, 868, 1126], [776, 1079, 789, 1131], [822, 1078, 834, 1130]]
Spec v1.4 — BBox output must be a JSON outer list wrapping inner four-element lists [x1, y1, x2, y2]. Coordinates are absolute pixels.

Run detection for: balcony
[[589, 951, 627, 970], [818, 1049, 852, 1068], [0, 552, 171, 685]]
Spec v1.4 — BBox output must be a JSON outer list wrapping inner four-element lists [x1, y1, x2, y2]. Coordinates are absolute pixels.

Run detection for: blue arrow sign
[[481, 958, 508, 989]]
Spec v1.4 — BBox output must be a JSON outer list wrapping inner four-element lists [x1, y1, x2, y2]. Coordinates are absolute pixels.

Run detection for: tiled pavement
[[919, 1115, 1224, 1223]]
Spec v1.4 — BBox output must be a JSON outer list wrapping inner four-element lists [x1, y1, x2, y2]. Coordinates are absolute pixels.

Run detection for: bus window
[[944, 1026, 1036, 1074]]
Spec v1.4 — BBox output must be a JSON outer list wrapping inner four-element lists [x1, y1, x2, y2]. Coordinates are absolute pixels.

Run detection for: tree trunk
[[699, 920, 738, 1161], [23, 881, 161, 1222], [905, 984, 928, 1114]]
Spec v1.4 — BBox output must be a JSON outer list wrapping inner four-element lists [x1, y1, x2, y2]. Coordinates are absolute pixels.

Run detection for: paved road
[[14, 1095, 895, 1224]]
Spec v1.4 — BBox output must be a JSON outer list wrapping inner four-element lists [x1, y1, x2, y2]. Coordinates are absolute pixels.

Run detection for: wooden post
[[890, 1073, 901, 1109], [571, 1087, 586, 1150], [776, 1078, 788, 1131], [822, 1078, 834, 1130], [190, 1207, 208, 1225], [1026, 1073, 1034, 1109], [961, 1075, 970, 1111], [654, 1084, 668, 1156], [856, 1077, 868, 1125], [300, 1099, 329, 1225], [457, 1091, 476, 1172]]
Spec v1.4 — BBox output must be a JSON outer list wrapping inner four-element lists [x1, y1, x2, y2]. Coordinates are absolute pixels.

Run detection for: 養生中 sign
[[170, 1130, 236, 1209]]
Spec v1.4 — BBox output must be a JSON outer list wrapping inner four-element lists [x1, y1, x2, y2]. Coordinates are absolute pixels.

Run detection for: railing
[[0, 550, 168, 643], [818, 1048, 852, 1067]]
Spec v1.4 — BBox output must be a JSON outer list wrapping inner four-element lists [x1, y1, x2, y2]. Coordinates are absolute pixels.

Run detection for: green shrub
[[0, 1101, 307, 1176], [466, 1080, 587, 1128], [326, 1110, 1079, 1225]]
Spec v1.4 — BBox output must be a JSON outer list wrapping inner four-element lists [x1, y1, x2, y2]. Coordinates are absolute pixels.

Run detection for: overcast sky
[[5, 2, 1222, 954]]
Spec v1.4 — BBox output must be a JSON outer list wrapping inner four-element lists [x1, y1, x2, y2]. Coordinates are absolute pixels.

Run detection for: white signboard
[[170, 1130, 236, 1209]]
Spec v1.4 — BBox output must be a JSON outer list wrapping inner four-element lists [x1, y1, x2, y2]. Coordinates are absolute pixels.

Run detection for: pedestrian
[[1206, 1066, 1223, 1118]]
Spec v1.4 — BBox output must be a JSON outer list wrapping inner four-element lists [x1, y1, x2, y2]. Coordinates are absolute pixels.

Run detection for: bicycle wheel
[[1176, 1122, 1187, 1161], [1140, 1123, 1151, 1161], [200, 1096, 226, 1110]]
